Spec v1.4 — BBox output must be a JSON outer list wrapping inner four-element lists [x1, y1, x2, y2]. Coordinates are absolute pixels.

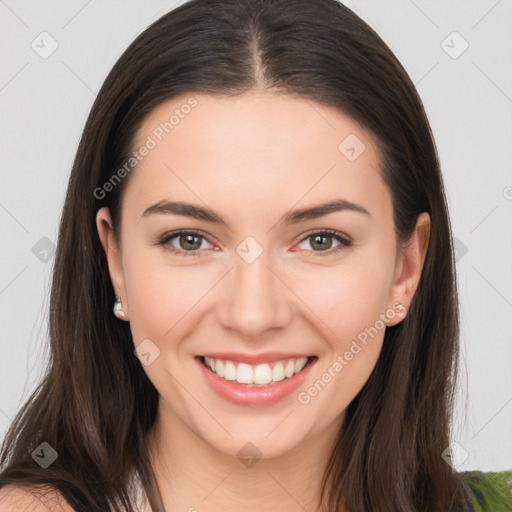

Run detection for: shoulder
[[0, 484, 75, 511]]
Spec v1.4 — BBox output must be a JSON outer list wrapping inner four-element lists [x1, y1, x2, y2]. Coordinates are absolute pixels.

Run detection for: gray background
[[1, 0, 511, 471]]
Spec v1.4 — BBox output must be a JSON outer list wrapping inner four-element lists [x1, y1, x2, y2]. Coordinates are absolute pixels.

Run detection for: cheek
[[122, 243, 215, 343], [292, 254, 394, 396], [129, 272, 212, 345], [295, 259, 393, 343]]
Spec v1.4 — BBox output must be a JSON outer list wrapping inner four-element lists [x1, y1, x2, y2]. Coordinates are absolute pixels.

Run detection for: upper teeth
[[204, 356, 309, 385]]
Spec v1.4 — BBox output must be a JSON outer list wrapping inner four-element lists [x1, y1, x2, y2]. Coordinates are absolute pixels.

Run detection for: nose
[[217, 247, 294, 339]]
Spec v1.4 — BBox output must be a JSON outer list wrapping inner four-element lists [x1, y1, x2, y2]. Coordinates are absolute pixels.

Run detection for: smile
[[201, 355, 312, 386], [195, 355, 318, 407]]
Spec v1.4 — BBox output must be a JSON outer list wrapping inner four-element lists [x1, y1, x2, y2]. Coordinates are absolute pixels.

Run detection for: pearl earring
[[393, 302, 406, 314], [113, 295, 126, 319]]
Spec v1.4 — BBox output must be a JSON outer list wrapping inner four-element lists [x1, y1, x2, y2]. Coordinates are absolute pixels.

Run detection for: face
[[96, 91, 429, 460]]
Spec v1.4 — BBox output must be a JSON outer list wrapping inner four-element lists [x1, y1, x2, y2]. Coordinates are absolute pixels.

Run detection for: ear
[[96, 207, 129, 319], [386, 212, 430, 326]]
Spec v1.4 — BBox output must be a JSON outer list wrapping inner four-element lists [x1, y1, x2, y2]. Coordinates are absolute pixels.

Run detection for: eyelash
[[156, 229, 352, 258]]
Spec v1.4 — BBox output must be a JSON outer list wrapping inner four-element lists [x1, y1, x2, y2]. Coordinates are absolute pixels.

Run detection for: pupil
[[182, 234, 200, 250], [312, 234, 331, 251]]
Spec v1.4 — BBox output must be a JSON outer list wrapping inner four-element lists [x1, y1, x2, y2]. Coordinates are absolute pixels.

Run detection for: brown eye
[[177, 233, 203, 251], [297, 230, 352, 257], [310, 233, 334, 251], [158, 230, 214, 257]]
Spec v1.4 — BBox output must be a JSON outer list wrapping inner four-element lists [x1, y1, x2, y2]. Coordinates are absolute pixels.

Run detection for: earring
[[393, 302, 406, 315], [113, 294, 126, 319]]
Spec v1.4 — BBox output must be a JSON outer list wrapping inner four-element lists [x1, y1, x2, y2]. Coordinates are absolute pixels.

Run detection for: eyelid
[[156, 229, 215, 257], [298, 228, 352, 244], [156, 228, 352, 257], [294, 228, 352, 257]]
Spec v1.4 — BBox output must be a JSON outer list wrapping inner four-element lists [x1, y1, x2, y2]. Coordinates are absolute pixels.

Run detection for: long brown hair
[[0, 0, 474, 510]]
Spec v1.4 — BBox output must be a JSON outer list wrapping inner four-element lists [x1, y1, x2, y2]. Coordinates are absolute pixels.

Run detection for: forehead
[[133, 90, 372, 162], [122, 91, 390, 226]]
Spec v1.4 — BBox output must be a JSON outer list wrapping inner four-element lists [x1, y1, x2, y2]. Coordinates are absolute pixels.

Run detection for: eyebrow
[[141, 198, 370, 226]]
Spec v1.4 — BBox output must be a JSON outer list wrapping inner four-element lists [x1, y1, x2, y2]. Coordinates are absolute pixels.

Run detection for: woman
[[0, 0, 480, 510]]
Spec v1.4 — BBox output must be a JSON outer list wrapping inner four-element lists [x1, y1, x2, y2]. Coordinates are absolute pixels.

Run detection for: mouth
[[195, 355, 318, 387], [194, 354, 318, 407]]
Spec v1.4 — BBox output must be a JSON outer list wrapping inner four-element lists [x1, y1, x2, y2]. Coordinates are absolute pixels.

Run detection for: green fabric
[[461, 470, 512, 511]]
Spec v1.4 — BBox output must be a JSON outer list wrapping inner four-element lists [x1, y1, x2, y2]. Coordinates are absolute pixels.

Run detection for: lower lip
[[195, 356, 317, 407]]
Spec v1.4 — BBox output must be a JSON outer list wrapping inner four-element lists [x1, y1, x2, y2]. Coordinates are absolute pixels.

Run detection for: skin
[[96, 90, 430, 512]]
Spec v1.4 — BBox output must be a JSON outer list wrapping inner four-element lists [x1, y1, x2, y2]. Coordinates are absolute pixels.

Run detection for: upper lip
[[199, 352, 315, 365]]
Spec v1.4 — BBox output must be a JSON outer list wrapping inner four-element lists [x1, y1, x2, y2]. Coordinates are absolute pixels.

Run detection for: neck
[[146, 399, 345, 512]]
